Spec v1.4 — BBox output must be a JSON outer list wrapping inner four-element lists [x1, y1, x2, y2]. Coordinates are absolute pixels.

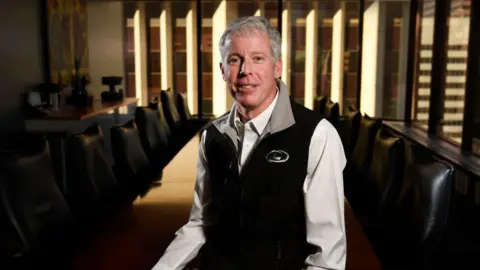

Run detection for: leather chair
[[344, 114, 381, 203], [0, 135, 72, 267], [111, 120, 161, 198], [151, 96, 192, 145], [150, 96, 172, 139], [375, 143, 454, 268], [357, 127, 405, 225], [175, 91, 192, 122], [135, 105, 174, 169], [313, 96, 328, 115], [160, 88, 183, 131], [324, 101, 339, 127], [159, 89, 206, 145], [174, 91, 211, 134], [340, 106, 361, 159], [65, 124, 122, 216]]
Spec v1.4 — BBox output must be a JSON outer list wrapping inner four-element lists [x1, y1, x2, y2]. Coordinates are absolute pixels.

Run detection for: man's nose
[[239, 60, 252, 76]]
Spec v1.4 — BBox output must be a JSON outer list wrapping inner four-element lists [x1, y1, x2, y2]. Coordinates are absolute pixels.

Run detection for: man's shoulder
[[204, 111, 230, 131], [201, 111, 231, 142], [290, 99, 324, 126]]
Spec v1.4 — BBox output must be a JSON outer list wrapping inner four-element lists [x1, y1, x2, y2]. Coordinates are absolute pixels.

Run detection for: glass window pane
[[124, 2, 138, 98], [201, 1, 213, 115], [288, 0, 309, 105], [441, 0, 471, 144], [381, 0, 409, 119], [343, 1, 360, 110], [316, 1, 335, 98], [413, 0, 436, 130]]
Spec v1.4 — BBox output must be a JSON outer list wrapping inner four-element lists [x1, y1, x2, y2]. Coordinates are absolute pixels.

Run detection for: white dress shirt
[[233, 89, 279, 170], [152, 94, 347, 270]]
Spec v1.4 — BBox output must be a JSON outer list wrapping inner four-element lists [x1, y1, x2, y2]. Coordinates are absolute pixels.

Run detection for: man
[[152, 16, 346, 270]]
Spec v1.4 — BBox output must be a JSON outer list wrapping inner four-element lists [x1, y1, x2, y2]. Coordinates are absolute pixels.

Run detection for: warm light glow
[[186, 7, 198, 114], [134, 6, 148, 106], [212, 1, 228, 116], [281, 4, 291, 92], [304, 4, 318, 110], [211, 1, 237, 115], [331, 6, 344, 105], [360, 1, 383, 117], [160, 3, 173, 90]]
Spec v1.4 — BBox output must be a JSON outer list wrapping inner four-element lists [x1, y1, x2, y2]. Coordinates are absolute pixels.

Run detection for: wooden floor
[[69, 135, 202, 270]]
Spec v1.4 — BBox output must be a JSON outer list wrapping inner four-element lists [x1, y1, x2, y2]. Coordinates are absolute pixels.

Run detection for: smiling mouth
[[236, 84, 258, 91]]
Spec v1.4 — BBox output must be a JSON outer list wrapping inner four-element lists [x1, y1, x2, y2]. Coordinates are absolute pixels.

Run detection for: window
[[316, 1, 335, 99], [413, 0, 436, 130], [441, 0, 471, 143], [343, 1, 360, 110]]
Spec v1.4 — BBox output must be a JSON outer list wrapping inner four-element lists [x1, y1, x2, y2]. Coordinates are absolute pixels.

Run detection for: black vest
[[200, 101, 323, 270]]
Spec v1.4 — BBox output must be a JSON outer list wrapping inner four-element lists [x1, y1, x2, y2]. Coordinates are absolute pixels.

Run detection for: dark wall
[[0, 0, 45, 135]]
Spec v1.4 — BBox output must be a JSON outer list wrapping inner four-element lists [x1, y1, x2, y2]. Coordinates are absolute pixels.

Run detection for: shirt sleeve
[[303, 119, 347, 270], [151, 131, 210, 270]]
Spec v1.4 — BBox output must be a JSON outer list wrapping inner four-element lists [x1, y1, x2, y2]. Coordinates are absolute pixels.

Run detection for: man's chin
[[235, 97, 258, 109]]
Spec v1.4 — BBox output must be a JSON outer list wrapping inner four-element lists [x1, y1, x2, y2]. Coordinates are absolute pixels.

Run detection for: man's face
[[220, 30, 282, 111]]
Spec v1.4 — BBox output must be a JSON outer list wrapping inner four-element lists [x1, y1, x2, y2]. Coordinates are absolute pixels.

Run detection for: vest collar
[[211, 79, 295, 149]]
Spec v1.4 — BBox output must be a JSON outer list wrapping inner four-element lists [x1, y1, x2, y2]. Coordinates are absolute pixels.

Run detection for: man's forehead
[[228, 31, 270, 52], [230, 29, 268, 40]]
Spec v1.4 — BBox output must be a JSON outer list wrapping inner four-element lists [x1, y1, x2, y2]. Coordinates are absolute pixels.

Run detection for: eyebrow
[[227, 52, 268, 58]]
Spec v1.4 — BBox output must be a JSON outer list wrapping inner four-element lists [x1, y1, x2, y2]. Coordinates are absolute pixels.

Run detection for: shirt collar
[[230, 88, 279, 136]]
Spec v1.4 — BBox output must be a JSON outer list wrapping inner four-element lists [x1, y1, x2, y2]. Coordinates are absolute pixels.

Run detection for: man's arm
[[151, 131, 210, 270], [303, 119, 347, 270]]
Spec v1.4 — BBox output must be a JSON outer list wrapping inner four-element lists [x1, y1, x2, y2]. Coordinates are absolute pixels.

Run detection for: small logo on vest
[[266, 150, 289, 163]]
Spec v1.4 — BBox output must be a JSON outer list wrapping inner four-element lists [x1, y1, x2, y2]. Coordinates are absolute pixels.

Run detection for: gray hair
[[219, 16, 282, 66]]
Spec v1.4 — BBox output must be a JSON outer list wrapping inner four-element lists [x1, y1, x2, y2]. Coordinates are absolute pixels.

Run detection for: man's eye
[[228, 58, 239, 64], [254, 57, 264, 62]]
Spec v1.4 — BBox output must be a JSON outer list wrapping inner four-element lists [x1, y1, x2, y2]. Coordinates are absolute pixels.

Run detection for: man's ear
[[220, 62, 226, 81], [274, 58, 282, 79]]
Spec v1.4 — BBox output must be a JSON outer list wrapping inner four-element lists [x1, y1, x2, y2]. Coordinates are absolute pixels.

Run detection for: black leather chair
[[175, 91, 211, 129], [151, 96, 173, 139], [340, 106, 361, 159], [135, 105, 175, 169], [373, 143, 454, 269], [356, 127, 405, 225], [313, 96, 328, 115], [65, 124, 122, 217], [324, 101, 339, 127], [175, 91, 193, 122], [111, 120, 161, 197], [0, 135, 72, 268], [344, 114, 382, 203], [160, 88, 183, 132]]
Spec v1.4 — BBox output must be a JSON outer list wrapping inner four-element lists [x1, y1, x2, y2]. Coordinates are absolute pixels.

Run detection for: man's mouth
[[236, 84, 257, 90]]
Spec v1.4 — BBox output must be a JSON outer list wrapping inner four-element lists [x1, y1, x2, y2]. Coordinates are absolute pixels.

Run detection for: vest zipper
[[224, 135, 244, 229], [223, 132, 272, 230]]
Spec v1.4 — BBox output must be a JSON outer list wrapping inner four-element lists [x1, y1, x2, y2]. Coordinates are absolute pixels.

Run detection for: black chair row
[[313, 95, 340, 127], [0, 131, 124, 269], [337, 107, 455, 269], [0, 88, 210, 269]]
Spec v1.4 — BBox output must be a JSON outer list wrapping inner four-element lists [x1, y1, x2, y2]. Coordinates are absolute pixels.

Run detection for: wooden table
[[345, 198, 382, 270], [25, 97, 139, 131]]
